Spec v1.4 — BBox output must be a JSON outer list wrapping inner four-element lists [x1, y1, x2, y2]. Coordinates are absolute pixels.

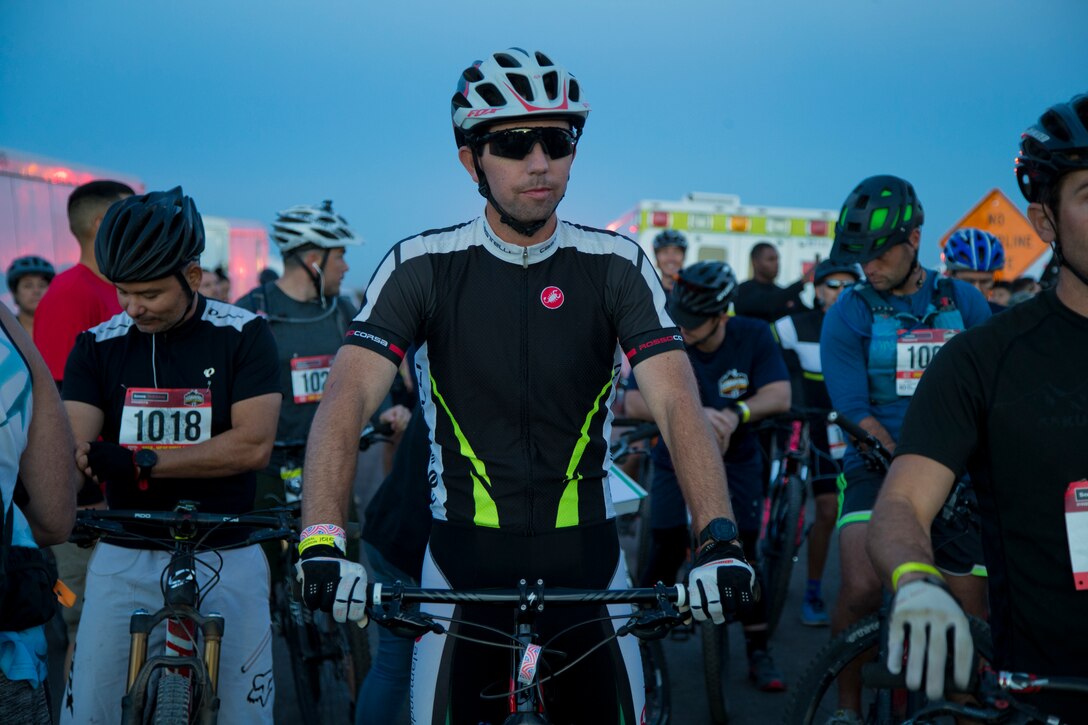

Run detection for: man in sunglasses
[[771, 259, 859, 628], [297, 48, 757, 724]]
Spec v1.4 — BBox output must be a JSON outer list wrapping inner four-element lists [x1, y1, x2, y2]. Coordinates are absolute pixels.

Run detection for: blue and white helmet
[[945, 228, 1005, 272]]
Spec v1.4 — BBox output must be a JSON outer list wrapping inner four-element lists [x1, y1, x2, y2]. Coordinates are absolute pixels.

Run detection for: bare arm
[[631, 350, 734, 534], [868, 453, 956, 588], [149, 393, 281, 478], [302, 346, 398, 528], [2, 306, 79, 545], [731, 380, 790, 425]]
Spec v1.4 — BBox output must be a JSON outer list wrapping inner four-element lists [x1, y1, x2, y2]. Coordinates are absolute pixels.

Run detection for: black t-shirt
[[897, 288, 1088, 718], [733, 278, 807, 323], [63, 296, 280, 541]]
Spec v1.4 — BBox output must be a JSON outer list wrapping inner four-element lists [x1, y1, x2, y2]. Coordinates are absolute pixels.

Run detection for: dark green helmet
[[831, 175, 923, 265]]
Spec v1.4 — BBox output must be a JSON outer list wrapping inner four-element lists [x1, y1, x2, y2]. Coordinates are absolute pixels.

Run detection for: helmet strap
[[889, 246, 922, 293], [470, 147, 552, 238], [291, 249, 332, 309]]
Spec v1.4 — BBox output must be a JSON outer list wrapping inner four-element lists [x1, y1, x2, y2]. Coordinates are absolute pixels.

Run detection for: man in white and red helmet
[[298, 48, 757, 723]]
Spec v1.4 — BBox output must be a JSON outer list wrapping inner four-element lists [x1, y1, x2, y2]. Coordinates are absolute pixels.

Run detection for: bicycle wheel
[[279, 581, 365, 725], [782, 613, 992, 725], [152, 672, 191, 725], [640, 637, 670, 725], [760, 471, 803, 637], [701, 620, 730, 724]]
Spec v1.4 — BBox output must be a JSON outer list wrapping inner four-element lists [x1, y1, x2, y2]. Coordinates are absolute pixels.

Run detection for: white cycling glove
[[296, 525, 368, 627], [686, 542, 758, 625], [887, 578, 973, 700]]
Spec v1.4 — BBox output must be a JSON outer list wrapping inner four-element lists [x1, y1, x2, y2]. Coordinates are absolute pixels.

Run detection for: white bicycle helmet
[[451, 48, 590, 147], [270, 200, 360, 255]]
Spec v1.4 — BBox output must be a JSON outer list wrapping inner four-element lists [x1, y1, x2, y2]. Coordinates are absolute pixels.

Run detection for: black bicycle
[[71, 502, 297, 725], [906, 667, 1088, 723], [368, 578, 688, 724], [266, 422, 392, 723], [783, 411, 993, 724]]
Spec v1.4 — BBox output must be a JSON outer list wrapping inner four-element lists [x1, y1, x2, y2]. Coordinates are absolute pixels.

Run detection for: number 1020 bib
[[119, 388, 212, 450]]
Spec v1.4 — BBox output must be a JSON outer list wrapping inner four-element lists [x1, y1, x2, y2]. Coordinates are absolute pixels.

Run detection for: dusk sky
[[3, 0, 1085, 290]]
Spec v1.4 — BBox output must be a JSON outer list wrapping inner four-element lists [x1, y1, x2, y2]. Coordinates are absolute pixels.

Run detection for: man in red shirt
[[32, 179, 132, 683], [34, 180, 134, 385]]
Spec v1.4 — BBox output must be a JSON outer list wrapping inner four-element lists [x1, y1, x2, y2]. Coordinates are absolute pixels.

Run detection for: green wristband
[[891, 561, 944, 592]]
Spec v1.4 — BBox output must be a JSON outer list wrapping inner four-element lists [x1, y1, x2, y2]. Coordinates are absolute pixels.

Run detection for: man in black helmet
[[58, 188, 281, 725], [819, 175, 991, 723], [297, 49, 758, 724], [652, 229, 687, 291], [869, 95, 1088, 720]]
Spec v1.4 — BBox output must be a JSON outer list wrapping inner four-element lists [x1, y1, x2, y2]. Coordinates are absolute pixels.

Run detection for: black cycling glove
[[86, 441, 138, 487]]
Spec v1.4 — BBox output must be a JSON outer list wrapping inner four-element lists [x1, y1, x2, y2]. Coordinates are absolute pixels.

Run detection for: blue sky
[[2, 0, 1085, 290]]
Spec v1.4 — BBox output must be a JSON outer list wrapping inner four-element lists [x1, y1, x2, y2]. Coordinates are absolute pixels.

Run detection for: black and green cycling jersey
[[345, 216, 682, 534]]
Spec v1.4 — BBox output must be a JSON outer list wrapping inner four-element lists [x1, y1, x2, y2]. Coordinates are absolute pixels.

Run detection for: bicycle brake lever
[[617, 583, 687, 640], [369, 581, 444, 638]]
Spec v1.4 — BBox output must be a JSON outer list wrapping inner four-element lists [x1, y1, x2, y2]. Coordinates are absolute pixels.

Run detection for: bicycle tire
[[152, 672, 192, 725], [640, 637, 670, 725], [782, 613, 992, 725], [761, 471, 803, 637], [701, 620, 730, 724]]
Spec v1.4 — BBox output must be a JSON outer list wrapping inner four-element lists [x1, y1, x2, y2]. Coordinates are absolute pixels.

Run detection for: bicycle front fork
[[122, 607, 226, 725]]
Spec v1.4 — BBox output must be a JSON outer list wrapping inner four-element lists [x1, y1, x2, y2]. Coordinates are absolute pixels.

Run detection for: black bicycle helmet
[[6, 255, 55, 292], [95, 186, 205, 283], [812, 259, 861, 286], [831, 175, 924, 266], [1016, 93, 1088, 203], [667, 261, 737, 329], [653, 229, 688, 251]]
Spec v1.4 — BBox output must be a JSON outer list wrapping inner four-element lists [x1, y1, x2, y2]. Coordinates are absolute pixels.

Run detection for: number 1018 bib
[[119, 388, 212, 450]]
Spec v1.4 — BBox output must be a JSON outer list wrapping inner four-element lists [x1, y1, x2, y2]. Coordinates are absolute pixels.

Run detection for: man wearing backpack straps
[[819, 175, 991, 723]]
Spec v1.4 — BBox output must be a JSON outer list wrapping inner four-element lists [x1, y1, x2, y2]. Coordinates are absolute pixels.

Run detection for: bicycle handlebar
[[827, 410, 892, 470], [368, 582, 686, 608]]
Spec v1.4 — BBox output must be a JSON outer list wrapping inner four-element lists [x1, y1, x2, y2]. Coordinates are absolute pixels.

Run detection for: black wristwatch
[[135, 448, 158, 480], [697, 517, 740, 551]]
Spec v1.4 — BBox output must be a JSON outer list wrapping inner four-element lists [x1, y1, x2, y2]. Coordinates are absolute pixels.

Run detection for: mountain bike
[[907, 667, 1088, 723], [368, 578, 688, 724], [783, 411, 993, 724], [267, 422, 391, 723], [609, 417, 659, 578], [71, 502, 296, 725]]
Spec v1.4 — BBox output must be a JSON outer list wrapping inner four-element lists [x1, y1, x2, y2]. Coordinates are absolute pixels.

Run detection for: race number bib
[[895, 329, 958, 396], [290, 354, 333, 404], [119, 388, 212, 450], [1064, 480, 1088, 591]]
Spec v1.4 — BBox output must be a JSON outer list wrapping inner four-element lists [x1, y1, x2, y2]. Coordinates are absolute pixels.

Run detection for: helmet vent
[[452, 94, 471, 110], [463, 66, 484, 83], [854, 194, 870, 209], [494, 53, 521, 68], [535, 51, 554, 67], [542, 71, 559, 100], [507, 73, 534, 101], [475, 83, 506, 107], [569, 78, 581, 102], [1042, 109, 1071, 143]]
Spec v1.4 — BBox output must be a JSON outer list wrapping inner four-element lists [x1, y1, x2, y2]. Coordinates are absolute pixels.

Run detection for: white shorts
[[60, 542, 273, 725]]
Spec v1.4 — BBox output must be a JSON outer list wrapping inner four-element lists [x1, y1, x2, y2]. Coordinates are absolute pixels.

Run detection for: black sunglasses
[[475, 127, 579, 160], [821, 279, 855, 289]]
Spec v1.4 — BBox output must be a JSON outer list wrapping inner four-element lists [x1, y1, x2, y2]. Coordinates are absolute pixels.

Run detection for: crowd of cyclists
[[0, 45, 1084, 725]]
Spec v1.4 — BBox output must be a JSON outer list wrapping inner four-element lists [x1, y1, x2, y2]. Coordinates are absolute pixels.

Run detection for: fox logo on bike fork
[[246, 669, 274, 707]]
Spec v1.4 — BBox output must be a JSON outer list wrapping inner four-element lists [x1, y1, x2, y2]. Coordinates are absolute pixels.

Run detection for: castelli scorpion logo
[[540, 286, 564, 310]]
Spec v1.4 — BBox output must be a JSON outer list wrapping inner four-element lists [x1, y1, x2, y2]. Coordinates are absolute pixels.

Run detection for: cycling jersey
[[62, 295, 280, 534], [346, 216, 682, 535], [896, 288, 1088, 720], [772, 308, 832, 410], [235, 282, 357, 459], [733, 278, 807, 322]]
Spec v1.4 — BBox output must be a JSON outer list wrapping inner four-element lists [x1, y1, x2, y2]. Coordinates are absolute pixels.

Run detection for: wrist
[[891, 561, 944, 592], [725, 400, 750, 425], [299, 523, 347, 556]]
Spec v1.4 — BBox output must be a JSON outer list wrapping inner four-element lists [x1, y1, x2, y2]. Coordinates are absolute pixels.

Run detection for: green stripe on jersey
[[429, 372, 499, 528], [556, 377, 614, 528]]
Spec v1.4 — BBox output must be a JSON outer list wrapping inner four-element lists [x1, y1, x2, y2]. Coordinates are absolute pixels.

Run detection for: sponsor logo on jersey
[[350, 330, 390, 347], [718, 369, 749, 399], [183, 389, 206, 407], [541, 286, 564, 310]]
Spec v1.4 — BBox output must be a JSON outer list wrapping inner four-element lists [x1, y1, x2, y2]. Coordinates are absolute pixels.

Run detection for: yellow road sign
[[939, 188, 1049, 281]]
